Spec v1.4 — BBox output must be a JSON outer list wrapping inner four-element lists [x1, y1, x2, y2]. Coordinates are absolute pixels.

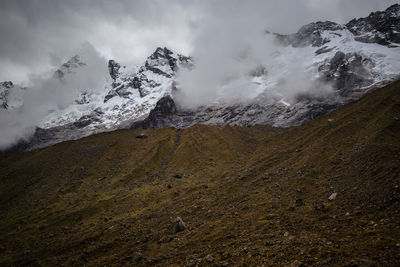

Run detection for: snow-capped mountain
[[2, 4, 400, 152], [40, 47, 191, 130], [132, 4, 400, 129]]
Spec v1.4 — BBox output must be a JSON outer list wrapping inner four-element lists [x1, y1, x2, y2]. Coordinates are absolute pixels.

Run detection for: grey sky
[[0, 0, 398, 83]]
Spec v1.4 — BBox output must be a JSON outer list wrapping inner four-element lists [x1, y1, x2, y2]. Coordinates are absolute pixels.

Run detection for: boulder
[[170, 217, 186, 233]]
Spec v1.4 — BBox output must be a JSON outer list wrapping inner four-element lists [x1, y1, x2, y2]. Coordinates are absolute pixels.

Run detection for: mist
[[0, 43, 108, 149], [174, 1, 334, 108], [0, 0, 398, 149]]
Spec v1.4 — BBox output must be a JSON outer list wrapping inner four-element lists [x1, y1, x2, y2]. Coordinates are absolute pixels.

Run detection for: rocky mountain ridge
[[1, 4, 400, 152]]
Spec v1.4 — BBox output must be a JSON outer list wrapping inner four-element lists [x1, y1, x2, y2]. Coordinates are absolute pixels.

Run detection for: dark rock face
[[108, 60, 121, 81], [346, 4, 400, 46], [275, 5, 400, 48], [275, 21, 344, 47], [135, 133, 148, 139], [0, 81, 14, 109], [104, 90, 118, 103], [131, 95, 177, 129], [73, 108, 104, 128], [73, 115, 97, 128], [319, 51, 374, 96], [131, 93, 343, 130]]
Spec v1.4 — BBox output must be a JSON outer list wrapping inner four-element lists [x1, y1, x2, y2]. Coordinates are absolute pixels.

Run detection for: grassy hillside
[[0, 81, 400, 266]]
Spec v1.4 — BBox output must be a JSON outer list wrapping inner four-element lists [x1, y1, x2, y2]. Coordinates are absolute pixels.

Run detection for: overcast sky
[[0, 0, 398, 84]]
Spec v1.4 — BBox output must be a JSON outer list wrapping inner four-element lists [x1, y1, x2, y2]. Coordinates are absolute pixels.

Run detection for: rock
[[132, 252, 143, 262], [346, 4, 400, 46], [320, 51, 374, 95], [283, 231, 290, 237], [136, 133, 148, 139], [170, 217, 186, 233], [275, 21, 344, 48], [314, 199, 325, 211], [205, 254, 214, 263], [159, 235, 173, 243], [108, 60, 121, 81], [328, 192, 338, 201], [104, 89, 118, 103], [295, 198, 304, 207], [131, 95, 177, 129]]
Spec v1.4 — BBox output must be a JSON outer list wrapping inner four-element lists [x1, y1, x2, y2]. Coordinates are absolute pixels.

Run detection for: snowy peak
[[276, 4, 400, 48], [39, 46, 191, 134], [346, 4, 400, 46], [275, 21, 344, 48], [53, 55, 86, 80], [143, 47, 191, 77]]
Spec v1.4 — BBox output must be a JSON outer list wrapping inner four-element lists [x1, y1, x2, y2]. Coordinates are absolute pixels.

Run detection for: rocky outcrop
[[275, 21, 344, 47], [275, 4, 400, 48], [346, 4, 400, 46], [0, 81, 24, 110], [319, 51, 374, 96], [0, 81, 14, 109], [131, 95, 177, 129], [108, 60, 121, 81], [170, 217, 186, 233], [131, 92, 343, 129]]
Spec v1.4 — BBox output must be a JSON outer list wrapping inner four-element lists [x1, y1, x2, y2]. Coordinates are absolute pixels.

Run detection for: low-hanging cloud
[[0, 0, 398, 149], [173, 0, 397, 108], [0, 43, 108, 149], [0, 0, 397, 83]]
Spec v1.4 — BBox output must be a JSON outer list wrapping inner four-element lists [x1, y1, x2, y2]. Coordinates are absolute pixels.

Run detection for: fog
[[0, 0, 398, 149], [0, 0, 397, 83], [0, 43, 108, 149]]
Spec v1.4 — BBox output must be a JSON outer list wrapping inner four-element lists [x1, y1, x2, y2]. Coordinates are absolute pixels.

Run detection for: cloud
[[0, 0, 199, 83], [0, 43, 108, 149], [0, 0, 397, 148], [0, 0, 397, 84], [173, 0, 397, 107]]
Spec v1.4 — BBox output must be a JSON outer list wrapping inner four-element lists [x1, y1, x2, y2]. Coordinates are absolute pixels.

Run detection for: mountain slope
[[0, 79, 399, 266], [1, 4, 400, 152]]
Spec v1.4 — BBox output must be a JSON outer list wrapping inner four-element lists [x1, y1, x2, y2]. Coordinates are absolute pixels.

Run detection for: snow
[[38, 50, 179, 130], [2, 26, 400, 134]]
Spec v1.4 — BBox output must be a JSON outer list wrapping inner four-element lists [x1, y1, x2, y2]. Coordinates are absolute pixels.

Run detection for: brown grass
[[0, 80, 400, 266]]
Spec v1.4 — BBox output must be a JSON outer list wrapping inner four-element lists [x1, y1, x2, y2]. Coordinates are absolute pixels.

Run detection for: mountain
[[0, 79, 399, 266], [0, 81, 24, 110], [1, 48, 192, 152], [1, 4, 400, 152], [346, 3, 400, 46], [132, 4, 400, 130]]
